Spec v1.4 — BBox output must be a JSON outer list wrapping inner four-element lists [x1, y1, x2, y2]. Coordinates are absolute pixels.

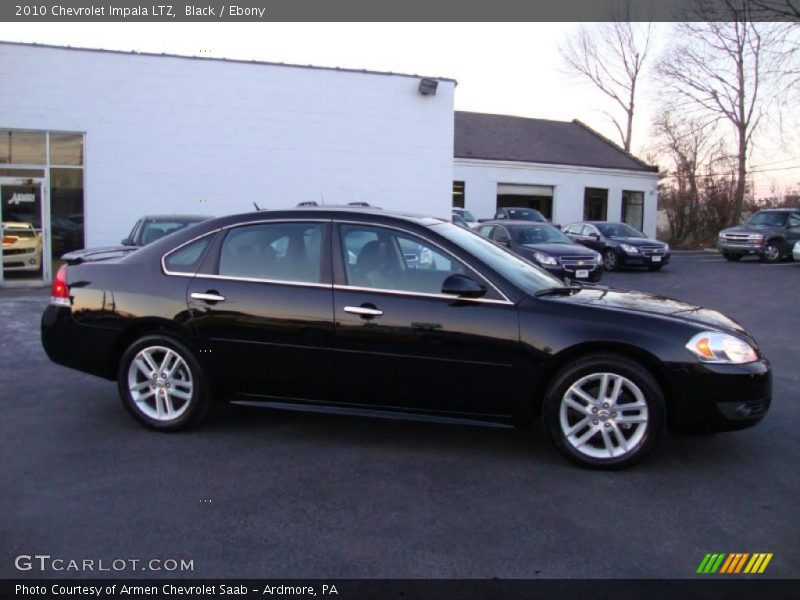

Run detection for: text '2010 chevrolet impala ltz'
[[41, 208, 771, 469]]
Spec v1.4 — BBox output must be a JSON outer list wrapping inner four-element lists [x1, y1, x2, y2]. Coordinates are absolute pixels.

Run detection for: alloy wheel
[[559, 372, 649, 459], [603, 250, 617, 271], [127, 345, 194, 421]]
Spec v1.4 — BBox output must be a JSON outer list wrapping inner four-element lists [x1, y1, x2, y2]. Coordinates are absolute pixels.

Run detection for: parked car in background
[[452, 208, 479, 229], [452, 212, 471, 229], [2, 221, 42, 272], [565, 222, 670, 272], [41, 207, 771, 469], [122, 215, 211, 247], [717, 208, 800, 262], [477, 220, 603, 282], [491, 207, 548, 223]]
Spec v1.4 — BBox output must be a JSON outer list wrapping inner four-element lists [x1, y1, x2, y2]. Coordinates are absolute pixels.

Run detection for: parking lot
[[1, 252, 798, 579]]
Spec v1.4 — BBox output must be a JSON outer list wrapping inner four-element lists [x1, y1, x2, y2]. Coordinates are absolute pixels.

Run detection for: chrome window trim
[[335, 219, 513, 304], [333, 284, 513, 305], [161, 228, 222, 277]]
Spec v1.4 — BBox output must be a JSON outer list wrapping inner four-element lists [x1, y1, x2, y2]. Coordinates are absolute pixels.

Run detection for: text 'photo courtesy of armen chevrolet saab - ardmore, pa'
[[2, 1, 800, 593]]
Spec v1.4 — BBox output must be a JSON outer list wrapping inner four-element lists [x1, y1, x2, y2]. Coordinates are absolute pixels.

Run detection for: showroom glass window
[[0, 129, 85, 284], [622, 191, 645, 231], [452, 181, 465, 208]]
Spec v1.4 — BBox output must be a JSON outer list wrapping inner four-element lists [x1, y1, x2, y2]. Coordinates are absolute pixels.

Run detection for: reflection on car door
[[187, 220, 335, 402], [332, 222, 522, 417]]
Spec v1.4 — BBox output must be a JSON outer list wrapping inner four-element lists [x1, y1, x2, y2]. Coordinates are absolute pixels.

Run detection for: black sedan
[[42, 207, 770, 469], [477, 220, 603, 282], [565, 221, 670, 271]]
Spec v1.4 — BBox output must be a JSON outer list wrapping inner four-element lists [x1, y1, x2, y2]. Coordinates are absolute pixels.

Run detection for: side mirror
[[441, 273, 486, 299], [589, 233, 600, 240], [121, 237, 134, 246]]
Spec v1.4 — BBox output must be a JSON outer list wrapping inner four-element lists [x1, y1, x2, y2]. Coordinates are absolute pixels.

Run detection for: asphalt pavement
[[1, 253, 798, 579]]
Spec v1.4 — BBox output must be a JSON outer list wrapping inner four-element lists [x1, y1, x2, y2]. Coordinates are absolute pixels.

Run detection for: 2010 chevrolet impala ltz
[[41, 208, 771, 468]]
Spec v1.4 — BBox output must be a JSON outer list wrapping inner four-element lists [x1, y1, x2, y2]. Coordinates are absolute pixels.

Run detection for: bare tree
[[656, 1, 785, 225], [561, 13, 652, 152], [749, 0, 800, 19]]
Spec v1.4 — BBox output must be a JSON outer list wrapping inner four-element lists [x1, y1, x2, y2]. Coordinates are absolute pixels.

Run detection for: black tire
[[543, 354, 665, 469], [117, 334, 211, 431], [722, 251, 742, 262], [759, 240, 783, 263], [603, 249, 618, 271], [648, 264, 664, 271]]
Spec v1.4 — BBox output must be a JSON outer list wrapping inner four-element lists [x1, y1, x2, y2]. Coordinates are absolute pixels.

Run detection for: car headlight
[[620, 243, 639, 254], [685, 332, 758, 364], [663, 243, 670, 253], [794, 241, 800, 250], [533, 252, 558, 266], [749, 233, 764, 241], [594, 251, 602, 262]]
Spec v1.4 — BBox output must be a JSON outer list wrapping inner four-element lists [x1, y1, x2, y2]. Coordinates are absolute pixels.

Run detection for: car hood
[[721, 224, 781, 235], [607, 237, 662, 247], [547, 287, 748, 336], [521, 243, 597, 256]]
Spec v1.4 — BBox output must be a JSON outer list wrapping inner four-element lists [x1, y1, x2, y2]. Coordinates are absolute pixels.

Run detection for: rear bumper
[[664, 359, 772, 433], [41, 304, 118, 380]]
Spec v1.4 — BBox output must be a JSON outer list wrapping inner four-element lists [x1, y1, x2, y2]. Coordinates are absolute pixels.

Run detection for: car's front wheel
[[603, 249, 618, 271], [543, 354, 664, 469], [117, 334, 211, 431], [760, 240, 783, 263]]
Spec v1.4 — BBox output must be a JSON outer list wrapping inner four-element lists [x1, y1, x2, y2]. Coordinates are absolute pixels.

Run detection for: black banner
[[4, 579, 800, 600], [3, 0, 798, 23]]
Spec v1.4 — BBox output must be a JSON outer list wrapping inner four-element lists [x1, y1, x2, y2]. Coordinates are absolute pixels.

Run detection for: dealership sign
[[8, 193, 35, 205]]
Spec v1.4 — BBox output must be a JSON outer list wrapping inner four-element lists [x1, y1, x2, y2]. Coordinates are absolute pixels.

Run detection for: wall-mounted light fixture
[[418, 78, 438, 96]]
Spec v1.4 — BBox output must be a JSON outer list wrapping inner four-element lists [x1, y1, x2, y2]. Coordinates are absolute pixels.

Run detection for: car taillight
[[51, 264, 70, 306]]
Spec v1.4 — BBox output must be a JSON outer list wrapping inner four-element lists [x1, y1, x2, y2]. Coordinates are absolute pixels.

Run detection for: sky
[[2, 22, 798, 197]]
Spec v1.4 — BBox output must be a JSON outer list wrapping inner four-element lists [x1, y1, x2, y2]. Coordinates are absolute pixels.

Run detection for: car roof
[[267, 206, 446, 225], [484, 220, 556, 226], [2, 221, 35, 228], [143, 215, 210, 221]]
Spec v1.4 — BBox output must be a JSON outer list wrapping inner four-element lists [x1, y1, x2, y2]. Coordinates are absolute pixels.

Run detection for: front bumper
[[540, 264, 603, 282], [664, 359, 771, 433], [618, 251, 671, 267], [3, 250, 42, 271], [718, 240, 765, 256]]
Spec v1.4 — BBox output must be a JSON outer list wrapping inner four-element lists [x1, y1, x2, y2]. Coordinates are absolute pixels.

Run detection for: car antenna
[[319, 191, 325, 206], [253, 202, 261, 211]]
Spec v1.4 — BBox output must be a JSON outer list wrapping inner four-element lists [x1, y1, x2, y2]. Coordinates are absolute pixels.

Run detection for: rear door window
[[218, 222, 325, 284]]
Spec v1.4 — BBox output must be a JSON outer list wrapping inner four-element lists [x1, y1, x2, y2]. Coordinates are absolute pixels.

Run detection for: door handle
[[191, 291, 226, 303], [344, 305, 383, 317]]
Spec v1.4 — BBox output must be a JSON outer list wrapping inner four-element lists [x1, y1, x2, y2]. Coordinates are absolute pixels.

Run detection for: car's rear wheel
[[760, 240, 783, 263], [722, 251, 742, 261], [117, 335, 210, 431], [543, 354, 664, 469], [603, 249, 618, 271]]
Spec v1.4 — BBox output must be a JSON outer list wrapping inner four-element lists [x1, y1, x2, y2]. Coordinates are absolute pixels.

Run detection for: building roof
[[0, 41, 457, 83], [454, 111, 658, 173]]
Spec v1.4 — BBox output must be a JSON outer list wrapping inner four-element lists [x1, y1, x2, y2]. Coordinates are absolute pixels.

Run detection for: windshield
[[509, 224, 571, 245], [502, 208, 546, 222], [747, 211, 788, 227], [596, 223, 645, 238], [432, 222, 563, 295], [455, 209, 476, 222]]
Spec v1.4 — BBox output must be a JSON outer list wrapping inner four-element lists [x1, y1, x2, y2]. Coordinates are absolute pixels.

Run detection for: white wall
[[0, 44, 455, 247], [454, 158, 660, 238]]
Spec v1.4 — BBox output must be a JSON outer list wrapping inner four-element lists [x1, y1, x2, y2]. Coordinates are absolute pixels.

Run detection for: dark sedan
[[42, 208, 770, 469], [477, 221, 603, 282], [565, 221, 671, 271]]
